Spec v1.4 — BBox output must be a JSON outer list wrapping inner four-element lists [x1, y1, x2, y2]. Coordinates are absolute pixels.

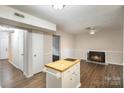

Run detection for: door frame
[[52, 35, 61, 60]]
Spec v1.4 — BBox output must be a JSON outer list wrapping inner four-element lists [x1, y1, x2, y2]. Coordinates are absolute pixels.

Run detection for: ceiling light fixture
[[89, 29, 96, 35], [85, 26, 96, 35], [52, 5, 65, 10]]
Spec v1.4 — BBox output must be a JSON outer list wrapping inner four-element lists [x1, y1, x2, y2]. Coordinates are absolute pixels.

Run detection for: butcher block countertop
[[45, 58, 80, 72]]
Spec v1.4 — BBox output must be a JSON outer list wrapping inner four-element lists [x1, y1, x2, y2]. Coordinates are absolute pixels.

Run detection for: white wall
[[43, 30, 76, 64], [43, 32, 53, 64], [75, 30, 123, 65], [54, 30, 76, 59]]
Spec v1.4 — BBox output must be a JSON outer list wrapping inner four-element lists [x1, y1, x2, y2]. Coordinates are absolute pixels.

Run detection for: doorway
[[52, 35, 60, 62], [0, 25, 27, 88], [0, 25, 25, 72], [10, 29, 25, 71], [0, 32, 9, 59]]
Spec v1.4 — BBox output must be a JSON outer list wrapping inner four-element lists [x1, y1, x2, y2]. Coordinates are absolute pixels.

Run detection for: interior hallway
[[0, 59, 123, 88]]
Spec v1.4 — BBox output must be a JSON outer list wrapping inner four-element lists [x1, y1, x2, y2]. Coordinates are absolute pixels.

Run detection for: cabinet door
[[62, 74, 72, 88], [72, 63, 80, 88], [62, 63, 80, 88], [71, 70, 80, 87]]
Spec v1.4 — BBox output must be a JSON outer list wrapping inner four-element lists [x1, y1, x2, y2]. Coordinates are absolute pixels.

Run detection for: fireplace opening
[[87, 51, 105, 63]]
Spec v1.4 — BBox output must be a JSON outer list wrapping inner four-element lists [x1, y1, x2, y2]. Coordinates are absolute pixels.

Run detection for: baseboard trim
[[0, 58, 8, 60], [76, 83, 81, 88], [107, 62, 123, 66], [81, 59, 123, 66], [86, 60, 108, 65], [8, 60, 20, 69], [23, 72, 33, 78], [8, 60, 36, 78]]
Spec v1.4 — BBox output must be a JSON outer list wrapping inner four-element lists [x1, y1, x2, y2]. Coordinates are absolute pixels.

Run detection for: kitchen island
[[44, 58, 81, 88]]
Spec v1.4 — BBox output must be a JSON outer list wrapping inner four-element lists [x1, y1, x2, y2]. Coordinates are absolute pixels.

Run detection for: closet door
[[18, 30, 24, 71], [32, 32, 44, 74]]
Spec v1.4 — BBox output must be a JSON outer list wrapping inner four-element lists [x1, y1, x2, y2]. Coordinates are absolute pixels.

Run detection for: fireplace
[[87, 51, 105, 63]]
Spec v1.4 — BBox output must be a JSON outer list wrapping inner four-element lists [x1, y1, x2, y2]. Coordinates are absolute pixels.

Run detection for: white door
[[32, 32, 44, 74], [11, 29, 24, 71], [18, 30, 24, 71], [11, 31, 19, 67], [0, 32, 8, 59]]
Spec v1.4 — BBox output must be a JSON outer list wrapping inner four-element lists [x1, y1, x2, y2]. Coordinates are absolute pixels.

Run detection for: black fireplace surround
[[87, 51, 105, 63]]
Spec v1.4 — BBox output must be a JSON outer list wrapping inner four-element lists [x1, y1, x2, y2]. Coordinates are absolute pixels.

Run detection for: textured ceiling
[[9, 5, 123, 34]]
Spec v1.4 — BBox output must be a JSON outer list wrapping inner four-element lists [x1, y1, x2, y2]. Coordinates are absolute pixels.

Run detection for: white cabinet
[[62, 63, 80, 88], [45, 62, 81, 88]]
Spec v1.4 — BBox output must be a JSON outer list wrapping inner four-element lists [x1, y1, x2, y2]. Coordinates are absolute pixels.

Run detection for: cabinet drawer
[[44, 67, 61, 74], [62, 67, 73, 78], [73, 63, 80, 70], [62, 63, 80, 78]]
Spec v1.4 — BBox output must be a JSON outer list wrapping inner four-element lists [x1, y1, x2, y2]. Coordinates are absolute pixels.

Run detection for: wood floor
[[0, 59, 46, 88], [0, 59, 123, 88], [80, 61, 123, 88]]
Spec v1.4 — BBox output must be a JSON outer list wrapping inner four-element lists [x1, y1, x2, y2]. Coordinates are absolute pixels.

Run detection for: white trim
[[85, 59, 123, 66], [87, 50, 107, 63], [107, 61, 123, 66], [81, 59, 123, 66], [8, 60, 20, 69], [0, 58, 8, 60], [23, 72, 33, 78], [76, 83, 81, 88], [85, 60, 123, 66], [87, 49, 107, 52], [86, 60, 109, 65], [8, 60, 34, 78], [86, 49, 122, 53], [107, 51, 122, 53]]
